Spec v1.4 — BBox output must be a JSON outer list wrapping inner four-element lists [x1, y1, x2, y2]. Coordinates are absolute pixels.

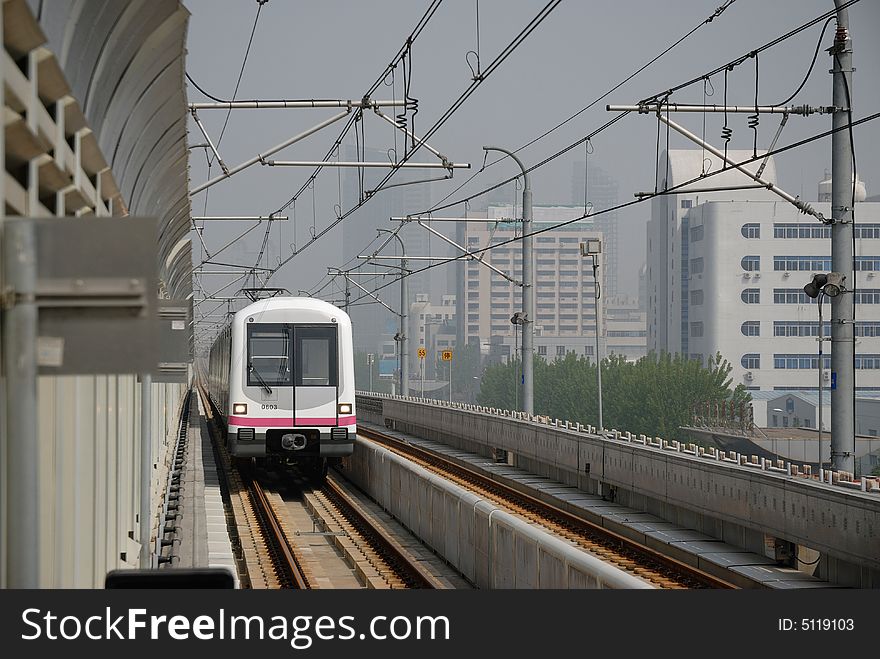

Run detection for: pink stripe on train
[[229, 414, 356, 427]]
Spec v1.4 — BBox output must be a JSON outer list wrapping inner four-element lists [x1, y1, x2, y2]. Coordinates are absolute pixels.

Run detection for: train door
[[292, 325, 338, 427], [246, 323, 293, 418]]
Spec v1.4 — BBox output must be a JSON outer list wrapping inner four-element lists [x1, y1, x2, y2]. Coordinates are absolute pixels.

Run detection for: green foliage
[[477, 351, 751, 441]]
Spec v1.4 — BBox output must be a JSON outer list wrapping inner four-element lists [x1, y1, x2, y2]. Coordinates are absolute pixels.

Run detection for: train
[[206, 297, 356, 477]]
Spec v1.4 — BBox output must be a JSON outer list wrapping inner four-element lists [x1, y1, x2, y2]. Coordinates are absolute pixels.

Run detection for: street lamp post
[[805, 273, 845, 476], [377, 229, 409, 397], [484, 146, 533, 416], [817, 291, 826, 472], [583, 240, 604, 432]]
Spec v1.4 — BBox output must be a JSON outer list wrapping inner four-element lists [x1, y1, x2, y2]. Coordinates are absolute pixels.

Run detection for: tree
[[477, 351, 750, 441]]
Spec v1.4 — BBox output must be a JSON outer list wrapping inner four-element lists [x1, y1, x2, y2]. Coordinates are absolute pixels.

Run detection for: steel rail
[[359, 427, 737, 589]]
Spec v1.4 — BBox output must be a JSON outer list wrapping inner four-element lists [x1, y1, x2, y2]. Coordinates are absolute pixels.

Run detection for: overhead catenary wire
[[345, 111, 880, 308], [261, 0, 563, 288], [195, 0, 448, 314], [423, 0, 741, 215], [639, 0, 860, 104], [405, 0, 863, 221]]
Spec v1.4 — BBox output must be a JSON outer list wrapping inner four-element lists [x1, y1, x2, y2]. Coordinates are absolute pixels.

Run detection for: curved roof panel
[[35, 0, 192, 300]]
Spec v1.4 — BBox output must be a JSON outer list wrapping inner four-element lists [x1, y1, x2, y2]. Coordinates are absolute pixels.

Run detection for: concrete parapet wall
[[356, 394, 880, 577], [344, 437, 652, 589]]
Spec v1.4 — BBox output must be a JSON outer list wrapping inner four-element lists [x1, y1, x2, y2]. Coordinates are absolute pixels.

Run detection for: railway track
[[195, 384, 446, 589], [358, 426, 737, 589]]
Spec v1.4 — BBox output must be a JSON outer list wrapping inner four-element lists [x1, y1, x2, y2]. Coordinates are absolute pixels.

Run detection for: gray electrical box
[[9, 217, 160, 375], [156, 298, 192, 383]]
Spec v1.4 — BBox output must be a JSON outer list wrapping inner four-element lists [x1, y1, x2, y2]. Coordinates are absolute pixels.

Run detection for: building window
[[774, 223, 832, 239], [741, 288, 760, 304], [583, 345, 594, 355], [690, 257, 704, 274], [856, 322, 880, 337], [856, 257, 880, 271], [690, 225, 704, 242], [556, 345, 566, 357], [741, 353, 760, 369], [741, 321, 760, 336], [773, 288, 811, 304], [773, 256, 832, 271], [854, 290, 880, 304], [468, 325, 479, 333], [690, 322, 704, 337], [741, 255, 760, 271], [538, 345, 547, 356], [690, 353, 704, 365], [741, 223, 760, 239], [681, 199, 693, 209], [773, 321, 830, 337], [855, 355, 880, 369], [690, 290, 704, 305], [773, 354, 831, 369], [856, 224, 880, 239]]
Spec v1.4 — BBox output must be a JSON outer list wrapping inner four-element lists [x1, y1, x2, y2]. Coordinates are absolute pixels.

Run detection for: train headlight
[[337, 403, 352, 415], [233, 403, 248, 415]]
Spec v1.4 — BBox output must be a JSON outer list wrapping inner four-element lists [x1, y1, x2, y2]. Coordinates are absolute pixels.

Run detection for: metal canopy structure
[[37, 0, 194, 303]]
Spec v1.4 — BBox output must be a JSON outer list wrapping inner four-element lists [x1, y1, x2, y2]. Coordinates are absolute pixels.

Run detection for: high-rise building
[[456, 204, 606, 362], [572, 161, 619, 295], [647, 149, 880, 394]]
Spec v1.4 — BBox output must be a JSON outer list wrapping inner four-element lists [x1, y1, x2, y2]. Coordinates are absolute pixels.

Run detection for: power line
[[194, 0, 447, 342], [404, 0, 864, 221], [639, 0, 861, 104], [424, 0, 741, 214], [347, 111, 880, 306], [264, 0, 562, 285]]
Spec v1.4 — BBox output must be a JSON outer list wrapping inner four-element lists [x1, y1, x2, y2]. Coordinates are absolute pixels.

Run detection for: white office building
[[647, 149, 880, 393]]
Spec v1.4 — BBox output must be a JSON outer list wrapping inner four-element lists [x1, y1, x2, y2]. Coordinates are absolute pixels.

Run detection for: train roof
[[233, 296, 349, 324]]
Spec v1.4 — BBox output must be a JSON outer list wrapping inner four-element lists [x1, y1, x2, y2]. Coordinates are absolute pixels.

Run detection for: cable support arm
[[608, 103, 833, 115], [415, 219, 521, 285], [189, 99, 406, 110], [190, 110, 350, 195], [190, 109, 229, 174], [329, 269, 398, 316], [654, 112, 824, 221]]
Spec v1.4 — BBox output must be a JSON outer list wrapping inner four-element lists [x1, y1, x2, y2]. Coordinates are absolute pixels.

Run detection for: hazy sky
[[184, 0, 880, 330]]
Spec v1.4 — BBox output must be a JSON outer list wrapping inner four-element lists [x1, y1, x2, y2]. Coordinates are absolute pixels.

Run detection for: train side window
[[247, 324, 292, 386], [295, 326, 338, 387]]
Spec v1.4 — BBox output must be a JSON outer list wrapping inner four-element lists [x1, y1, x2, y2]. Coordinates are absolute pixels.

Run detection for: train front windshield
[[247, 324, 337, 389], [247, 325, 291, 386]]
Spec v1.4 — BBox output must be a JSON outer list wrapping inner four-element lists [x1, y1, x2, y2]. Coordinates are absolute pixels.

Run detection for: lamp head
[[823, 272, 845, 297], [804, 273, 829, 298]]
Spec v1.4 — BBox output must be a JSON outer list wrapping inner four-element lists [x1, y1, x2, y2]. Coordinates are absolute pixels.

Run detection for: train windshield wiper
[[248, 362, 273, 395]]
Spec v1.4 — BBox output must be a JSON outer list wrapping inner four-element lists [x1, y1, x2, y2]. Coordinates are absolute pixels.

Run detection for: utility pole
[[831, 0, 855, 473], [377, 229, 409, 396], [484, 146, 533, 415]]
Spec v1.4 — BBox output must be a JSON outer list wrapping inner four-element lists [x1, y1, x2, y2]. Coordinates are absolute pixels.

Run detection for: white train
[[206, 297, 356, 475]]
